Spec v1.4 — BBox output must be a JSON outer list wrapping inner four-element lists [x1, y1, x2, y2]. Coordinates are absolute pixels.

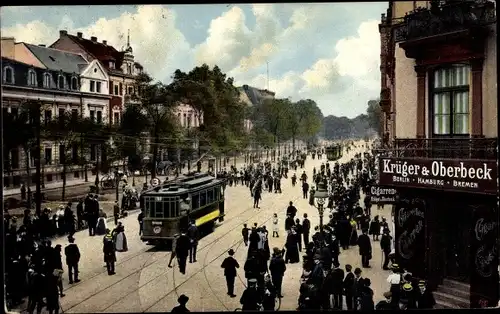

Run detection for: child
[[272, 213, 279, 237]]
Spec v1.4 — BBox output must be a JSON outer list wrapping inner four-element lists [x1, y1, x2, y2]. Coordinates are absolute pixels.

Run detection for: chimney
[[38, 44, 46, 47], [1, 37, 15, 59], [103, 40, 107, 45], [77, 32, 83, 38], [60, 30, 68, 37], [91, 36, 97, 42]]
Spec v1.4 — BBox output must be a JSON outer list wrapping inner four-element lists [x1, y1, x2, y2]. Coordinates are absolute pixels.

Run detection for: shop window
[[71, 109, 78, 121], [13, 176, 21, 187], [431, 64, 470, 135]]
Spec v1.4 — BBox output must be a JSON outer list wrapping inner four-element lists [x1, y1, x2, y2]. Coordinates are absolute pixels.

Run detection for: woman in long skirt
[[113, 222, 128, 252], [95, 216, 107, 235]]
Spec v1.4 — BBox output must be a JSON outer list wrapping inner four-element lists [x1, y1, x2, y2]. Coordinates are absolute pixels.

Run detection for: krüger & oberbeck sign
[[378, 158, 497, 195]]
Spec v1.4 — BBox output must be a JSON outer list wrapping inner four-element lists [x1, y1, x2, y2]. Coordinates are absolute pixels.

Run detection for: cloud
[[1, 4, 383, 117], [1, 5, 194, 83]]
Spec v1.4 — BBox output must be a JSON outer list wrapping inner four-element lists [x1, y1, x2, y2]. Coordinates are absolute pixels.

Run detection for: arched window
[[3, 66, 14, 84], [43, 73, 51, 88], [58, 75, 65, 89], [28, 69, 37, 86], [71, 77, 78, 90]]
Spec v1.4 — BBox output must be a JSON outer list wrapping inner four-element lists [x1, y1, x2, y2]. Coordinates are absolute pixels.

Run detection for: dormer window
[[3, 66, 14, 84], [43, 73, 51, 88], [58, 75, 65, 89], [28, 69, 37, 86], [127, 64, 132, 74], [109, 61, 115, 69], [71, 77, 78, 90]]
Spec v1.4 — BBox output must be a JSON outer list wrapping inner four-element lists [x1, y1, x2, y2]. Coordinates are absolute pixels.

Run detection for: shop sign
[[378, 157, 497, 195], [370, 185, 398, 204]]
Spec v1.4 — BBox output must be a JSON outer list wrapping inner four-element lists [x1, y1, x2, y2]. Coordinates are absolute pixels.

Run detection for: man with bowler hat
[[221, 249, 240, 297], [171, 294, 190, 313]]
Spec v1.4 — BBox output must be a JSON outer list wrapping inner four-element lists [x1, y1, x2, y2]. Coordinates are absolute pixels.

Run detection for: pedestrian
[[272, 214, 279, 238], [103, 229, 116, 275], [353, 267, 364, 310], [343, 264, 355, 310], [138, 209, 144, 235], [376, 291, 397, 310], [187, 221, 199, 263], [240, 278, 261, 311], [52, 245, 65, 297], [269, 247, 286, 298], [302, 181, 309, 199], [294, 218, 303, 251], [417, 280, 436, 309], [302, 213, 310, 247], [380, 228, 392, 270], [221, 249, 239, 298], [286, 201, 297, 219], [76, 200, 84, 230], [171, 294, 190, 313], [284, 214, 294, 232], [369, 215, 381, 241], [113, 222, 128, 252], [329, 262, 344, 309], [358, 278, 374, 311], [113, 200, 120, 226], [64, 235, 81, 284], [387, 264, 401, 306], [176, 231, 191, 274], [168, 238, 177, 268], [241, 223, 250, 245], [46, 273, 61, 314], [285, 227, 300, 264], [357, 228, 372, 268]]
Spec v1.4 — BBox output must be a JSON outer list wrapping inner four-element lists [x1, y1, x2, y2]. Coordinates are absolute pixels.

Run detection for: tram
[[140, 172, 225, 246], [325, 143, 343, 161]]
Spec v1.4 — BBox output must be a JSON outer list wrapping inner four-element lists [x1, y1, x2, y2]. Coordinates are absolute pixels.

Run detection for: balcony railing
[[393, 0, 496, 43], [388, 137, 498, 160]]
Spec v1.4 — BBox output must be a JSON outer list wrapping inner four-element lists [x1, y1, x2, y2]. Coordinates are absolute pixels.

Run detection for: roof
[[24, 44, 88, 73], [240, 85, 275, 106], [66, 34, 124, 70]]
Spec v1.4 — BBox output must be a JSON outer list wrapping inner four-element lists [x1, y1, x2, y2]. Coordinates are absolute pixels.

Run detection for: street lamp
[[313, 182, 329, 245], [143, 155, 150, 189]]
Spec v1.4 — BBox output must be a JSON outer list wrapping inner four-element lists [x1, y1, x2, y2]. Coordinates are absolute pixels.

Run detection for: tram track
[[56, 161, 317, 313]]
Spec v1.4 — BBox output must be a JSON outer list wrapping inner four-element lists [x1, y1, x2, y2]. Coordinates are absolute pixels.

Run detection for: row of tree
[[4, 63, 326, 199], [322, 99, 382, 140]]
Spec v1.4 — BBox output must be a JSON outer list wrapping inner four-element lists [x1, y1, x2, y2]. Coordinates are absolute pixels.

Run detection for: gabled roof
[[24, 43, 88, 74], [66, 34, 124, 70]]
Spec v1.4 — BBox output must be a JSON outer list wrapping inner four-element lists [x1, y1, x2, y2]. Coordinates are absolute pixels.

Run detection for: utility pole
[[266, 61, 270, 91], [35, 102, 42, 216]]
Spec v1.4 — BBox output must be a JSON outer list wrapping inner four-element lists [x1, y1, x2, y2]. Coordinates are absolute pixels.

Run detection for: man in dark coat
[[221, 249, 239, 297], [294, 219, 303, 251], [302, 213, 310, 247], [64, 235, 81, 284], [417, 280, 436, 309], [248, 226, 260, 254], [380, 228, 392, 270], [244, 254, 259, 286], [352, 268, 364, 310], [302, 181, 309, 199], [240, 278, 261, 311], [187, 221, 200, 263], [176, 232, 191, 274], [284, 215, 295, 233], [285, 228, 300, 263], [357, 228, 372, 268], [171, 294, 190, 313], [343, 264, 355, 310], [103, 229, 116, 275], [242, 223, 249, 246], [330, 262, 345, 310], [286, 201, 297, 219], [269, 247, 286, 298], [76, 200, 84, 230]]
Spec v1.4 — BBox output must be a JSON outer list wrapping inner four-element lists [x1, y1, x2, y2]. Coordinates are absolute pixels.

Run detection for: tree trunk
[[62, 162, 67, 201], [24, 148, 32, 209], [292, 136, 296, 154], [151, 132, 159, 179], [95, 145, 100, 194]]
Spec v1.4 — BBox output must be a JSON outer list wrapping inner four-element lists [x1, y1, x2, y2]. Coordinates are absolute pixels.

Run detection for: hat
[[383, 291, 392, 299], [402, 283, 413, 291], [391, 264, 399, 270], [354, 267, 362, 275], [67, 235, 75, 242], [178, 294, 189, 304], [248, 278, 258, 284], [273, 247, 281, 255], [228, 249, 235, 255], [418, 280, 426, 287]]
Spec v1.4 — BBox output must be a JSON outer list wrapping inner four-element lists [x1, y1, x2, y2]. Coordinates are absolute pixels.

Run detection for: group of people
[[4, 189, 132, 313]]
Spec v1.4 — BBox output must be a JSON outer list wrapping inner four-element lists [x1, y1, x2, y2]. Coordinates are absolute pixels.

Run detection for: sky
[[1, 3, 387, 118]]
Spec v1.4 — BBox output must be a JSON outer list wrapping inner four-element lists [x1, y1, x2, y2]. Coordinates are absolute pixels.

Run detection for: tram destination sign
[[370, 186, 398, 204], [378, 157, 497, 195]]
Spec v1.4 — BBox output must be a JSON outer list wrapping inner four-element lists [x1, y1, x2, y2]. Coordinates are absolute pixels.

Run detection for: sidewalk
[[3, 178, 91, 197]]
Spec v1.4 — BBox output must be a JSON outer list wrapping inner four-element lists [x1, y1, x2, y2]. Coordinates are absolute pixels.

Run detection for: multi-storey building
[[238, 84, 276, 132], [1, 37, 112, 188], [50, 30, 144, 125], [378, 0, 497, 309]]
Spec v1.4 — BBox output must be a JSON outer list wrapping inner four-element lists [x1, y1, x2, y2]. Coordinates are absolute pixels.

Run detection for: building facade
[[378, 0, 497, 308], [238, 84, 276, 132], [1, 37, 112, 188], [50, 30, 144, 125]]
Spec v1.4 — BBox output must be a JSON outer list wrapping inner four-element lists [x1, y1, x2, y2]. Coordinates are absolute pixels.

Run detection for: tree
[[131, 72, 179, 179], [294, 99, 323, 147], [366, 99, 383, 136], [170, 64, 246, 157], [44, 112, 83, 200]]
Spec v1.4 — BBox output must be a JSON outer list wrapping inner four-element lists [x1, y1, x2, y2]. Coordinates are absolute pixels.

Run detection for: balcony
[[393, 0, 496, 43], [392, 137, 497, 160]]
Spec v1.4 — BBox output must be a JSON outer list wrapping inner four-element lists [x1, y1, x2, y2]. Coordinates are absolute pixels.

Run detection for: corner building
[[378, 1, 498, 308]]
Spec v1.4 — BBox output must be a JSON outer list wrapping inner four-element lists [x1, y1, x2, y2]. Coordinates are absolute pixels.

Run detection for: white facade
[[80, 59, 110, 95], [175, 103, 203, 128]]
